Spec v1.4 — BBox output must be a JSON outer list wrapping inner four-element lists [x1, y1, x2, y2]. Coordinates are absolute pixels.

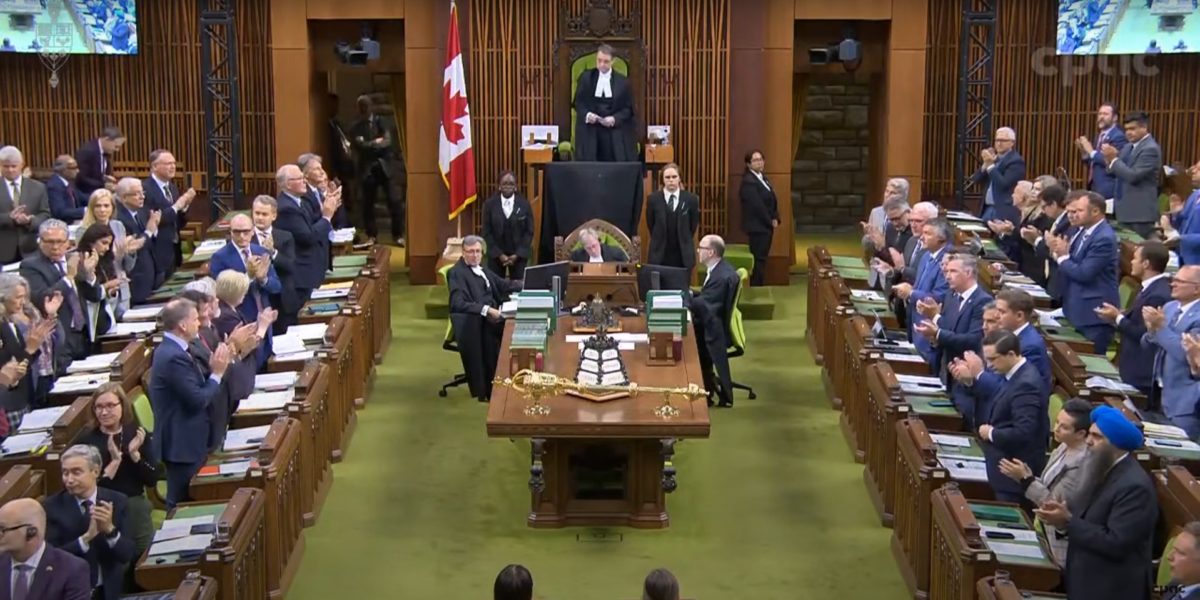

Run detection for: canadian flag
[[439, 0, 476, 220]]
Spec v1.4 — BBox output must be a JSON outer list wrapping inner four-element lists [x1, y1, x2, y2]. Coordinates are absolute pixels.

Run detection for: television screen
[[1057, 0, 1199, 55], [0, 0, 137, 54]]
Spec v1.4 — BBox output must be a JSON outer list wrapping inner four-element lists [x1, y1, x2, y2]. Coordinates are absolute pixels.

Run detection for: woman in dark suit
[[213, 270, 273, 371], [480, 170, 534, 279], [76, 223, 124, 349], [739, 149, 779, 286], [0, 273, 63, 425]]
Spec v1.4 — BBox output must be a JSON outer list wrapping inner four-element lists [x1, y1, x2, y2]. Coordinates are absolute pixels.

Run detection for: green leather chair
[[1159, 533, 1178, 586], [439, 319, 470, 397], [727, 268, 756, 399], [425, 262, 456, 319], [560, 53, 630, 157]]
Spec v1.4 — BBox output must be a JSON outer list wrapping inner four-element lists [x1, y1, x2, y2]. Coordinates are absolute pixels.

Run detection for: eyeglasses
[[41, 238, 68, 246], [94, 402, 121, 412], [995, 138, 1014, 143], [231, 228, 253, 235], [698, 246, 713, 251], [0, 523, 31, 535]]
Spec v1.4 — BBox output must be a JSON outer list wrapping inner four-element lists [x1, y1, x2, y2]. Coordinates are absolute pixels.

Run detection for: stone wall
[[793, 77, 871, 231]]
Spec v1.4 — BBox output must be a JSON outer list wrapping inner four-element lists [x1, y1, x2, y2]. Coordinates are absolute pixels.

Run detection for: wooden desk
[[268, 317, 357, 463], [136, 488, 269, 600], [486, 315, 709, 529], [0, 465, 46, 503], [976, 575, 1065, 600], [566, 262, 639, 306], [1155, 465, 1200, 543], [929, 486, 1060, 599], [1048, 341, 1148, 409], [127, 572, 220, 600], [0, 395, 94, 495]]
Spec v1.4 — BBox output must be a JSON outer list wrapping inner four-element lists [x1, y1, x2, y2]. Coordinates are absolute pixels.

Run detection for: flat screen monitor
[[1, 0, 138, 54], [523, 261, 570, 303], [1057, 0, 1199, 55], [637, 263, 691, 302]]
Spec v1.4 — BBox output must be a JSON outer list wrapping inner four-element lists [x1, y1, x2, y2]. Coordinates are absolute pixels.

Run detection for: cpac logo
[[1030, 48, 1160, 86]]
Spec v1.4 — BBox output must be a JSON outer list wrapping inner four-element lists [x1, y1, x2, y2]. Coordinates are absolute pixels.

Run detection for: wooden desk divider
[[189, 418, 305, 599], [113, 338, 153, 394], [836, 315, 872, 462], [137, 488, 269, 600], [0, 465, 47, 503], [367, 245, 393, 363], [565, 262, 640, 306], [892, 416, 946, 598], [317, 316, 357, 461], [150, 571, 219, 600], [929, 486, 1060, 599], [19, 395, 95, 494], [863, 362, 909, 527], [1048, 341, 1148, 408], [805, 246, 833, 362], [1156, 465, 1200, 539], [976, 575, 1066, 600], [820, 276, 852, 409]]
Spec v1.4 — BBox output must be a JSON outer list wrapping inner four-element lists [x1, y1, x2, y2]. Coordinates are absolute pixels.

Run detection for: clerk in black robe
[[480, 171, 534, 279], [448, 236, 522, 402], [573, 45, 637, 162]]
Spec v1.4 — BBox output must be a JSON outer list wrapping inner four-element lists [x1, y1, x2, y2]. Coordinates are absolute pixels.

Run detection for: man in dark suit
[[1047, 190, 1121, 353], [481, 171, 534, 279], [46, 155, 90, 222], [897, 218, 952, 363], [1169, 162, 1200, 265], [43, 445, 136, 600], [569, 228, 629, 263], [299, 152, 351, 231], [142, 149, 196, 275], [249, 195, 298, 333], [865, 197, 913, 284], [1016, 184, 1065, 288], [208, 214, 281, 324], [913, 254, 993, 426], [113, 177, 164, 304], [739, 149, 780, 287], [1144, 265, 1200, 437], [0, 498, 91, 600], [1095, 240, 1172, 396], [876, 201, 938, 327], [991, 288, 1052, 389], [975, 330, 1049, 505], [1076, 102, 1129, 201], [74, 126, 125, 196], [969, 127, 1026, 221], [646, 164, 699, 271], [348, 97, 404, 242], [1102, 111, 1163, 238], [1, 146, 52, 264], [273, 165, 336, 314], [573, 44, 637, 162], [690, 235, 739, 408], [1035, 405, 1157, 600], [1164, 521, 1200, 600], [19, 220, 103, 362], [448, 235, 521, 403], [149, 299, 231, 508]]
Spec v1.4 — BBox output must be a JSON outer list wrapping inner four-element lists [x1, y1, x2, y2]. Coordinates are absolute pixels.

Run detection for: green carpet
[[288, 277, 907, 599]]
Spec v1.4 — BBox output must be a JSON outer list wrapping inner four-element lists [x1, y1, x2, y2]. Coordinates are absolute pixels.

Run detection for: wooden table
[[486, 315, 710, 529]]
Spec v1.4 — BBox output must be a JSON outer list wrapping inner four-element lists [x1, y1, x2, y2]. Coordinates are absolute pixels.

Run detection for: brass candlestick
[[494, 370, 706, 419]]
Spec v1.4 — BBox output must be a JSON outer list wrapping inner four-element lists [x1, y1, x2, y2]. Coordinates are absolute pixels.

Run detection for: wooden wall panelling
[[0, 1, 276, 202], [405, 0, 447, 284], [307, 0, 406, 20], [923, 0, 1200, 204]]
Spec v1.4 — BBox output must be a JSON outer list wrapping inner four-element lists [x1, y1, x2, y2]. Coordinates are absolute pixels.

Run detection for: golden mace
[[494, 369, 707, 417]]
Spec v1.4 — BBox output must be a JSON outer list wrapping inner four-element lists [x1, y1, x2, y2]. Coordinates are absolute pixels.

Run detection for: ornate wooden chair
[[554, 218, 640, 262]]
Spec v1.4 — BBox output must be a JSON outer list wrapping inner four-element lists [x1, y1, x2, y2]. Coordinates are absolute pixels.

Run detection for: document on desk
[[986, 540, 1046, 560], [939, 456, 988, 482], [51, 372, 111, 394], [981, 526, 1038, 543], [930, 434, 971, 448], [272, 334, 308, 356], [149, 534, 214, 556], [16, 406, 70, 433], [255, 372, 299, 390], [1086, 376, 1138, 395], [1143, 422, 1191, 440], [900, 381, 945, 395], [121, 305, 166, 321], [238, 390, 294, 412], [105, 321, 158, 337], [1146, 437, 1200, 451], [850, 289, 885, 302], [153, 515, 216, 542], [946, 210, 983, 222], [286, 323, 328, 342], [0, 432, 50, 456], [66, 352, 121, 374], [223, 425, 271, 452], [274, 350, 315, 362], [884, 352, 926, 363], [310, 288, 350, 300], [896, 374, 943, 386], [219, 459, 254, 476]]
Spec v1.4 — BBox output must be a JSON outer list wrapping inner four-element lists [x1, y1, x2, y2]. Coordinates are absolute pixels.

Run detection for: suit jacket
[[0, 176, 51, 262], [215, 300, 269, 371], [0, 320, 42, 413], [274, 193, 332, 289], [1058, 220, 1121, 329], [969, 324, 1053, 427], [448, 259, 521, 398], [1017, 211, 1052, 286], [46, 175, 89, 222], [142, 176, 187, 272], [1147, 299, 1200, 418], [980, 360, 1049, 498], [570, 244, 628, 263], [0, 544, 91, 600], [149, 336, 222, 463], [74, 139, 112, 196], [43, 488, 137, 600], [19, 252, 103, 361], [1108, 134, 1163, 224], [572, 68, 637, 162], [908, 246, 951, 361], [189, 326, 252, 451], [692, 259, 739, 348], [1174, 190, 1200, 266], [1086, 126, 1129, 200], [1034, 213, 1073, 303], [932, 287, 993, 374], [970, 150, 1027, 212], [208, 242, 281, 323], [1117, 275, 1172, 391], [481, 194, 534, 259], [1063, 455, 1157, 600], [739, 171, 779, 234], [1027, 443, 1088, 565], [646, 189, 700, 269], [255, 227, 299, 315], [114, 202, 163, 304]]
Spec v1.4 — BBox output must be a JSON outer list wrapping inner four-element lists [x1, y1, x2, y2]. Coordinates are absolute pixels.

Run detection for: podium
[[566, 262, 639, 306]]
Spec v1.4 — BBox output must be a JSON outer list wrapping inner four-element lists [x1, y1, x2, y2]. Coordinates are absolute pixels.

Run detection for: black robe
[[447, 259, 522, 400], [573, 68, 637, 162]]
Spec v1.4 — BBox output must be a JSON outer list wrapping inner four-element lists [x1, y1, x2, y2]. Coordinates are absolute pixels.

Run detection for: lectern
[[566, 262, 639, 306]]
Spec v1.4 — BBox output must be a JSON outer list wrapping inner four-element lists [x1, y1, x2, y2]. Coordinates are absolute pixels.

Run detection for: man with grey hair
[[143, 149, 197, 276], [895, 217, 952, 362], [274, 164, 337, 308], [298, 152, 350, 230], [150, 298, 231, 508], [20, 219, 102, 361], [692, 234, 739, 407], [570, 228, 628, 263], [861, 178, 910, 287], [971, 126, 1026, 221], [447, 234, 521, 402], [43, 443, 136, 599], [114, 176, 163, 303], [1, 145, 51, 263], [47, 154, 89, 222]]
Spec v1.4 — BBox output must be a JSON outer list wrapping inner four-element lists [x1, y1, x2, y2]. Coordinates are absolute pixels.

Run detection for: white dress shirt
[[752, 170, 771, 190], [501, 194, 515, 219], [594, 69, 613, 98], [1115, 272, 1168, 326], [469, 264, 492, 316]]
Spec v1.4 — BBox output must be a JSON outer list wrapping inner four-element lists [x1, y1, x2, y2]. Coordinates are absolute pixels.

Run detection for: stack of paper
[[286, 323, 328, 342], [930, 433, 971, 448], [50, 372, 111, 394], [218, 459, 255, 476], [330, 228, 356, 243], [0, 432, 51, 457], [938, 455, 988, 482], [1143, 422, 1191, 440], [223, 425, 271, 452], [254, 372, 298, 390], [310, 288, 350, 300], [884, 353, 925, 363], [986, 540, 1046, 560], [946, 211, 983, 222], [1086, 376, 1138, 395], [148, 534, 214, 556], [237, 390, 294, 413], [1146, 437, 1200, 452], [121, 305, 165, 321], [272, 334, 308, 356], [16, 406, 70, 433], [66, 352, 120, 374], [2, 262, 20, 273], [104, 321, 158, 337], [850, 289, 885, 302], [1004, 282, 1050, 299], [153, 515, 215, 543], [981, 526, 1038, 542]]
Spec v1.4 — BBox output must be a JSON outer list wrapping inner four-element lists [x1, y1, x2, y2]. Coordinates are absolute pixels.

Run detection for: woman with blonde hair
[[0, 273, 63, 424], [81, 189, 140, 311]]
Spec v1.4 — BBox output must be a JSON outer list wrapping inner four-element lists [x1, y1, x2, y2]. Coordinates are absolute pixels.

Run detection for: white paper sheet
[[65, 352, 121, 374], [148, 534, 214, 556], [219, 459, 254, 476], [0, 432, 50, 456], [286, 323, 328, 342], [104, 321, 157, 337], [223, 425, 271, 452], [945, 210, 983, 222], [896, 374, 943, 386], [273, 350, 315, 362], [1146, 437, 1200, 452], [50, 372, 111, 394], [940, 457, 988, 482], [1, 262, 19, 273], [254, 372, 299, 390], [271, 334, 308, 355], [986, 541, 1046, 560], [310, 288, 350, 300], [850, 289, 884, 302], [901, 382, 946, 396], [1143, 422, 1190, 440], [1086, 376, 1138, 394], [930, 434, 971, 448], [153, 515, 216, 542], [981, 526, 1039, 543], [884, 352, 926, 363], [237, 390, 294, 412], [16, 406, 70, 433], [121, 305, 165, 321]]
